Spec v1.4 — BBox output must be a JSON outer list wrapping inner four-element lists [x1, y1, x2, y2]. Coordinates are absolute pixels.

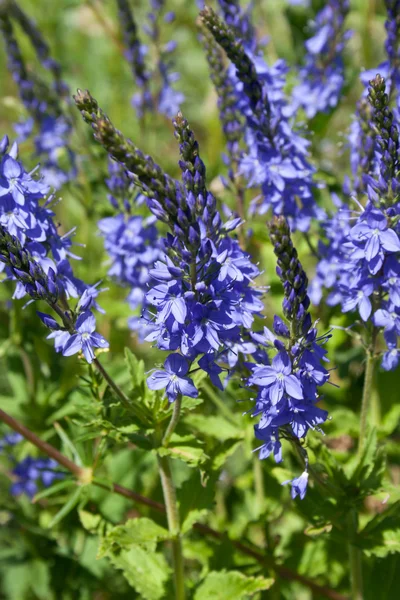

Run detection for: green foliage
[[0, 1, 399, 599], [193, 570, 274, 599], [99, 518, 171, 599]]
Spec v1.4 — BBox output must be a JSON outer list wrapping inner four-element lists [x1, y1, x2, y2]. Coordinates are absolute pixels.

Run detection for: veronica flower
[[75, 91, 265, 402], [0, 139, 108, 363], [313, 75, 400, 369], [248, 217, 330, 499], [201, 7, 322, 231], [0, 9, 75, 189], [10, 456, 64, 498], [249, 352, 303, 405], [62, 312, 109, 363], [284, 471, 309, 500], [147, 354, 198, 402], [291, 0, 350, 118]]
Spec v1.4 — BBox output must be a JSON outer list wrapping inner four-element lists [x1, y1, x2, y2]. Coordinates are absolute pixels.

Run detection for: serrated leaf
[[194, 570, 274, 599], [108, 546, 171, 600], [98, 517, 170, 557], [157, 444, 207, 466], [156, 434, 208, 467], [304, 523, 333, 536], [348, 428, 378, 483]]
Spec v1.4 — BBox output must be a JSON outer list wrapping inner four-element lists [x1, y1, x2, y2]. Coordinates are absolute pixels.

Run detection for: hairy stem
[[162, 394, 182, 447], [358, 345, 377, 457], [157, 397, 185, 599], [157, 455, 185, 600]]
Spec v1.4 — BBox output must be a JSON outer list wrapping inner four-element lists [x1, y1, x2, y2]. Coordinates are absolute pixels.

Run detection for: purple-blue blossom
[[0, 137, 108, 362], [248, 216, 330, 499], [291, 0, 350, 119], [11, 456, 64, 498], [147, 354, 198, 402], [62, 312, 109, 363], [201, 7, 323, 231], [249, 352, 303, 405]]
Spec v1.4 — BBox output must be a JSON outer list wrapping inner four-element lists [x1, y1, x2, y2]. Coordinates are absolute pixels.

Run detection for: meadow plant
[[0, 2, 400, 599]]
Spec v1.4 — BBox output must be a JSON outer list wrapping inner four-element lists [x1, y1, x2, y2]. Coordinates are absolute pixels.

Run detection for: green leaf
[[98, 517, 170, 557], [79, 509, 103, 532], [156, 434, 208, 467], [53, 421, 83, 466], [1, 560, 52, 600], [194, 570, 274, 599], [358, 501, 400, 557], [379, 404, 400, 437], [181, 509, 208, 535], [47, 486, 84, 528], [179, 471, 219, 522], [210, 439, 243, 471], [33, 478, 76, 502], [180, 395, 204, 411], [185, 414, 243, 441], [347, 429, 386, 497], [108, 546, 171, 600]]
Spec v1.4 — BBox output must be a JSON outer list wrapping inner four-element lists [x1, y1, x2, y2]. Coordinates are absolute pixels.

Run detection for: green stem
[[347, 512, 363, 600], [156, 398, 185, 600], [162, 394, 182, 447], [358, 349, 377, 458], [157, 455, 185, 600]]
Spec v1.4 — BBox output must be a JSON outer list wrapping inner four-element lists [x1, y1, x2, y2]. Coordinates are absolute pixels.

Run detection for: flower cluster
[[0, 137, 108, 363], [249, 216, 330, 499], [313, 75, 400, 370], [144, 114, 264, 399], [117, 0, 184, 119], [98, 159, 161, 314], [0, 3, 74, 189], [291, 0, 351, 119], [348, 1, 400, 193], [74, 90, 265, 401], [0, 432, 63, 498], [201, 7, 322, 231], [11, 456, 64, 497]]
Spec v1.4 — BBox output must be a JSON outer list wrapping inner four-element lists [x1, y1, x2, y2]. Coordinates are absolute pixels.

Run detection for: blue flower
[[283, 470, 309, 500], [291, 1, 350, 118], [198, 354, 224, 390], [249, 351, 303, 405], [0, 154, 48, 206], [350, 209, 400, 274], [147, 354, 198, 402], [11, 456, 64, 498], [342, 279, 374, 321], [62, 311, 109, 363]]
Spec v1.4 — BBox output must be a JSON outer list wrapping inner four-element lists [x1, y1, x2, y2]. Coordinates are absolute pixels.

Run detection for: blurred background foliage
[[0, 1, 400, 599]]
